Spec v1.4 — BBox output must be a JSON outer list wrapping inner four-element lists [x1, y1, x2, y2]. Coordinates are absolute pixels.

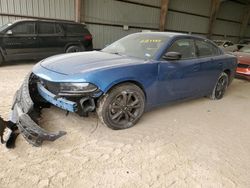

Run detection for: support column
[[75, 0, 81, 23], [239, 5, 250, 39], [159, 0, 170, 31], [207, 0, 221, 39]]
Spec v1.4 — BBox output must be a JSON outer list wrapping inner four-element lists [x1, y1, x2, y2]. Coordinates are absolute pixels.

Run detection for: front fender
[[102, 77, 144, 93], [85, 63, 159, 107]]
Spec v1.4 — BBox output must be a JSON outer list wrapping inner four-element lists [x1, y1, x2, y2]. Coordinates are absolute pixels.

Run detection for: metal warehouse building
[[1, 1, 250, 187], [0, 0, 250, 49]]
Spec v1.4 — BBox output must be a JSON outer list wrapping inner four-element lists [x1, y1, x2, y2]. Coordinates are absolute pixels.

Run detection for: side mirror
[[6, 30, 13, 35], [162, 52, 182, 61]]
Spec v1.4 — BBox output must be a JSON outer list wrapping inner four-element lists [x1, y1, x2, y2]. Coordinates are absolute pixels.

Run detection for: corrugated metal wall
[[167, 0, 247, 43], [0, 0, 75, 26], [84, 0, 160, 49], [85, 0, 249, 49], [167, 0, 210, 34], [213, 1, 245, 41], [0, 0, 249, 49]]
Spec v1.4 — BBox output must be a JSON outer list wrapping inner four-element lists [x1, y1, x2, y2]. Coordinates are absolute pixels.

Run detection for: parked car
[[0, 19, 93, 65], [233, 45, 250, 80], [213, 40, 243, 53], [7, 32, 237, 146], [224, 44, 246, 53], [238, 39, 250, 45], [213, 40, 234, 48]]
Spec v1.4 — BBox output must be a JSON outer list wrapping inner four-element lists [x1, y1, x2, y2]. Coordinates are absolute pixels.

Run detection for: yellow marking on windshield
[[140, 39, 162, 43]]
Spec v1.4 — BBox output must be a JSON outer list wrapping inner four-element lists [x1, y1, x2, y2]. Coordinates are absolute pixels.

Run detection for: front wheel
[[97, 83, 145, 130], [210, 72, 229, 100]]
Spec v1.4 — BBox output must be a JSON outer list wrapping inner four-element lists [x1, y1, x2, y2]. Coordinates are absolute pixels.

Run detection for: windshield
[[0, 23, 12, 32], [101, 33, 170, 60], [239, 46, 250, 53]]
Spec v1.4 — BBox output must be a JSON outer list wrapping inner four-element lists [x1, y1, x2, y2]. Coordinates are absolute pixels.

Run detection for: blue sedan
[[9, 32, 237, 146]]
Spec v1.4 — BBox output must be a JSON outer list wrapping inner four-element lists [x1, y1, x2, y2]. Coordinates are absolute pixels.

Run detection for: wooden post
[[159, 0, 170, 31], [207, 0, 221, 39], [240, 5, 250, 39], [75, 0, 81, 22]]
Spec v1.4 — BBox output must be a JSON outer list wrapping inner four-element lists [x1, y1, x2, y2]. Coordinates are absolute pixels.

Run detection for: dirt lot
[[0, 63, 250, 188]]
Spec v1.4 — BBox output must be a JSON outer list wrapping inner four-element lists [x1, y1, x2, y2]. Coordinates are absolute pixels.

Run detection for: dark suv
[[0, 19, 93, 65]]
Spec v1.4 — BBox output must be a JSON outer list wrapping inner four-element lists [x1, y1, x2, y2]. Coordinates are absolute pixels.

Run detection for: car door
[[37, 22, 65, 57], [2, 21, 38, 60], [157, 38, 203, 104], [195, 39, 223, 93]]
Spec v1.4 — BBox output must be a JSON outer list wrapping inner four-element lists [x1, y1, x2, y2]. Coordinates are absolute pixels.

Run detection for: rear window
[[196, 39, 221, 57], [64, 24, 89, 35], [38, 22, 62, 34]]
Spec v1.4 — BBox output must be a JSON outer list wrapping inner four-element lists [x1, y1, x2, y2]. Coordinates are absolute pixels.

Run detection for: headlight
[[59, 83, 98, 95]]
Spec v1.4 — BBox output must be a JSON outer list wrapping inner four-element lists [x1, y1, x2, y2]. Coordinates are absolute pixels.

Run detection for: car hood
[[40, 51, 145, 75], [234, 52, 250, 65]]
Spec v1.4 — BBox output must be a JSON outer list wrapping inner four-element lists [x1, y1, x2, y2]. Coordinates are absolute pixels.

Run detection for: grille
[[238, 63, 249, 68]]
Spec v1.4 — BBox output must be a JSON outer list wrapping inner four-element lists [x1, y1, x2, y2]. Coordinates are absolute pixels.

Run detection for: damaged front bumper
[[10, 73, 68, 146]]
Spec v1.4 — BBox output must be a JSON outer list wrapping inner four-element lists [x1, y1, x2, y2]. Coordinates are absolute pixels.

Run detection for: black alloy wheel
[[97, 83, 145, 130], [210, 72, 229, 100]]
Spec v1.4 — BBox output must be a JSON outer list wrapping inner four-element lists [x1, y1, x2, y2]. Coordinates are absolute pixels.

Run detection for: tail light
[[84, 34, 92, 41]]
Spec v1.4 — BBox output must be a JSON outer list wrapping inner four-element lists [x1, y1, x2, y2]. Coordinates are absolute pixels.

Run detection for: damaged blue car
[[7, 32, 237, 146]]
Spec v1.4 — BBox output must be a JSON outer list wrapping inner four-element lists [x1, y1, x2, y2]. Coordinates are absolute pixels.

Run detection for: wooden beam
[[239, 5, 250, 38], [75, 0, 81, 22], [159, 0, 170, 31], [207, 0, 221, 39]]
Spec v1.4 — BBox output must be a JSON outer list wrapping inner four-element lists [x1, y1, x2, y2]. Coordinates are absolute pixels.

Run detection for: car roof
[[133, 31, 208, 40], [213, 40, 232, 42], [135, 31, 187, 37], [12, 19, 85, 25]]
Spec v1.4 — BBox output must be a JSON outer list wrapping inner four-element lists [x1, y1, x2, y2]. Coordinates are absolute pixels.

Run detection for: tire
[[97, 83, 145, 130], [210, 72, 229, 100], [0, 53, 4, 66], [66, 45, 82, 53]]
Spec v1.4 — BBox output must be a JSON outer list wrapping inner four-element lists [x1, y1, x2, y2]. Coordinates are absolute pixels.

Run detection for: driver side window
[[167, 39, 196, 60], [11, 22, 35, 35]]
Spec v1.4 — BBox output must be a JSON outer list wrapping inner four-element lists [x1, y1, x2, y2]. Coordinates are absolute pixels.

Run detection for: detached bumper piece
[[10, 73, 67, 147]]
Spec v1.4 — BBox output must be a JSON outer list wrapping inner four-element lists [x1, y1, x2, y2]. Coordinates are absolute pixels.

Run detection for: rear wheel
[[210, 72, 229, 100], [97, 83, 145, 130], [66, 45, 82, 53], [0, 53, 4, 66]]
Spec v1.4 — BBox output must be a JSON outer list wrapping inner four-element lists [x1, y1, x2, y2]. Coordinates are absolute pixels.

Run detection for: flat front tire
[[210, 72, 229, 100], [97, 83, 145, 130]]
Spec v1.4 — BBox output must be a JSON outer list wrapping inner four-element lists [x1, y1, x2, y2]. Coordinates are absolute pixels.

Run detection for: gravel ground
[[0, 63, 250, 188]]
